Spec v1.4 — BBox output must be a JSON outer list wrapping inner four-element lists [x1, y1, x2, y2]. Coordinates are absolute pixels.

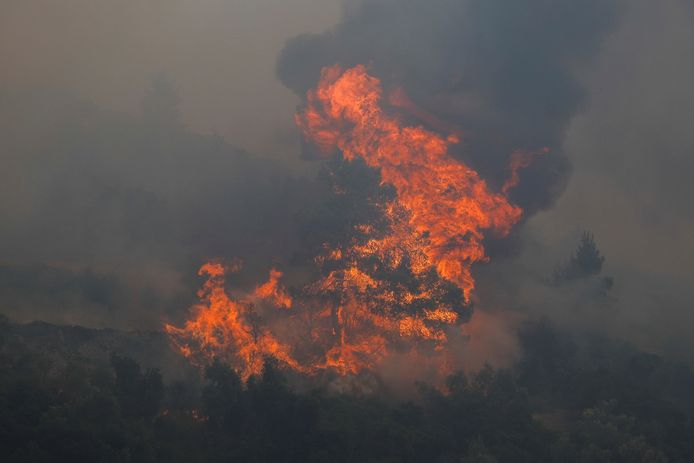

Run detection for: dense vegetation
[[2, 313, 693, 463]]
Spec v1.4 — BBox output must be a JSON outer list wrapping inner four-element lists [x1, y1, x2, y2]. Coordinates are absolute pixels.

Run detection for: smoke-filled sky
[[1, 0, 693, 360], [0, 0, 341, 156], [530, 0, 694, 355]]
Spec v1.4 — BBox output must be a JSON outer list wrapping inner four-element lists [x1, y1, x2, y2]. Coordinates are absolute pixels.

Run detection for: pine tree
[[552, 231, 606, 284], [567, 231, 605, 279]]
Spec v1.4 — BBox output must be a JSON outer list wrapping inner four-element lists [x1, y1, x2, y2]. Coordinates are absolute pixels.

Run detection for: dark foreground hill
[[2, 314, 694, 462], [9, 319, 194, 382]]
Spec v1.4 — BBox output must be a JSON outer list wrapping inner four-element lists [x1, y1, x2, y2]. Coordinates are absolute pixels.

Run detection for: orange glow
[[165, 65, 540, 381], [502, 148, 549, 194]]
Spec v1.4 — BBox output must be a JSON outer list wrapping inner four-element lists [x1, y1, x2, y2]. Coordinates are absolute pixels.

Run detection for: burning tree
[[166, 65, 539, 380]]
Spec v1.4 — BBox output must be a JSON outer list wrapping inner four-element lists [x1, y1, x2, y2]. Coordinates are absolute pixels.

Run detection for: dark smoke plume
[[278, 0, 619, 217]]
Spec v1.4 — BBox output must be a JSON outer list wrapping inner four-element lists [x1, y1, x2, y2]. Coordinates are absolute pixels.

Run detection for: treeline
[[1, 314, 693, 462]]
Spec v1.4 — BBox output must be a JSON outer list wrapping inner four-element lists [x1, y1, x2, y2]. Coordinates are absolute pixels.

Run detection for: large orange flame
[[164, 263, 308, 381], [296, 64, 524, 299], [165, 65, 539, 381]]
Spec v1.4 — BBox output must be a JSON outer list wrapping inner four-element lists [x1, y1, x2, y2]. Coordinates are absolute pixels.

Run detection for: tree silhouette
[[552, 231, 607, 284]]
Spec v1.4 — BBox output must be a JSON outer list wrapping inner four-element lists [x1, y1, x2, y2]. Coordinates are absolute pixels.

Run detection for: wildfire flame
[[165, 263, 308, 381], [296, 65, 524, 299], [165, 65, 540, 381]]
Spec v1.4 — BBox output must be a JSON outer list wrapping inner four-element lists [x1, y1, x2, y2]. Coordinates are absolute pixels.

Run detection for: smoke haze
[[1, 0, 693, 364]]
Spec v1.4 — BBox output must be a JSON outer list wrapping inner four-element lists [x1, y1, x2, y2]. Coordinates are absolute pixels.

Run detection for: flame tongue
[[296, 65, 523, 299]]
